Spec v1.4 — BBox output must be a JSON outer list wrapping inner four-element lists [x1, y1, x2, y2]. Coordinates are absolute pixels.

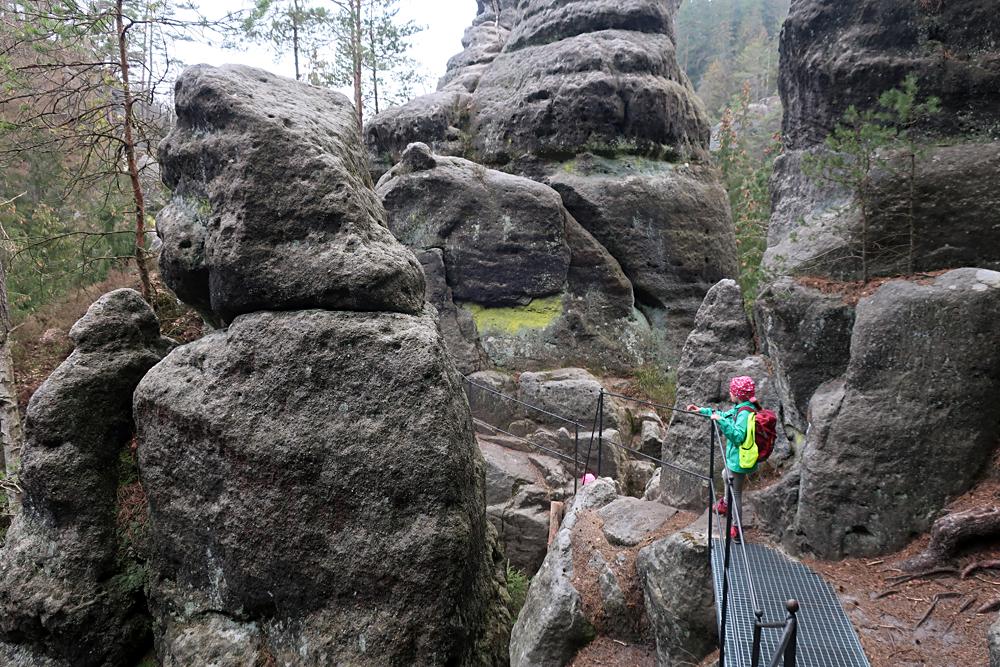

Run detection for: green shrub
[[505, 562, 530, 619], [634, 365, 677, 409]]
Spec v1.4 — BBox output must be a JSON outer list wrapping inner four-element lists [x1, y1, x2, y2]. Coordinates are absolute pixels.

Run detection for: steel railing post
[[719, 477, 735, 667], [784, 600, 799, 667], [573, 425, 579, 494], [708, 420, 716, 551], [597, 389, 604, 477]]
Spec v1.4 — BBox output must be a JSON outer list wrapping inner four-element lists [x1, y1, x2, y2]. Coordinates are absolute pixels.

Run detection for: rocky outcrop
[[140, 64, 508, 665], [377, 144, 650, 372], [787, 269, 1000, 558], [660, 279, 786, 509], [367, 0, 737, 360], [157, 64, 424, 324], [766, 0, 1000, 279], [780, 0, 1000, 151], [509, 480, 615, 667], [481, 440, 572, 574], [547, 155, 737, 354], [636, 515, 716, 666], [0, 290, 171, 666], [755, 277, 856, 433]]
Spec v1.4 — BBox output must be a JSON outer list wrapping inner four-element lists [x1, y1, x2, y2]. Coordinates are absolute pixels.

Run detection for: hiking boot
[[714, 498, 729, 516]]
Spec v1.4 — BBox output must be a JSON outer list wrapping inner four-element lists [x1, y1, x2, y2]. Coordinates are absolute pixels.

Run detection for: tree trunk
[[908, 150, 916, 275], [292, 0, 301, 81], [0, 250, 25, 509], [369, 19, 379, 114], [352, 0, 363, 131], [115, 0, 154, 304]]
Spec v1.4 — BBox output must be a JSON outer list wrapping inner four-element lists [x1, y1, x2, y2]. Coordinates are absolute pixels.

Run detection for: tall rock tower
[[135, 64, 510, 665], [368, 0, 738, 366]]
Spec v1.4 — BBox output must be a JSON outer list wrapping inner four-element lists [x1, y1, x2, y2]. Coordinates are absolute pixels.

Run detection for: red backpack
[[738, 404, 778, 462]]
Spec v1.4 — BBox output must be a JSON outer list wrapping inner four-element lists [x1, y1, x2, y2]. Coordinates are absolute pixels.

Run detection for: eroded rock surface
[[378, 144, 649, 371], [136, 308, 509, 665], [157, 64, 424, 323], [367, 0, 736, 360], [509, 479, 616, 667], [765, 0, 1000, 279], [143, 64, 509, 666], [0, 289, 171, 666], [788, 269, 1000, 558], [637, 514, 716, 666], [754, 277, 856, 433]]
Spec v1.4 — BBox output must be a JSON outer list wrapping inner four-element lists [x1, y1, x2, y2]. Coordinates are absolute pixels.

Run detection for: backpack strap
[[738, 405, 757, 414]]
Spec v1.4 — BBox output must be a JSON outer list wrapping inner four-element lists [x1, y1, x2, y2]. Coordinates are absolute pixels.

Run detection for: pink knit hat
[[729, 376, 756, 401]]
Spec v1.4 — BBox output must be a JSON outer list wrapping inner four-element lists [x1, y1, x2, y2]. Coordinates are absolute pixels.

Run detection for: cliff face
[[747, 0, 1000, 560], [367, 0, 737, 365], [766, 0, 1000, 279]]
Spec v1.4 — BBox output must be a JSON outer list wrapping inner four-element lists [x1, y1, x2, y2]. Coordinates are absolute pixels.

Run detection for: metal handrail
[[463, 376, 589, 429], [467, 376, 801, 667]]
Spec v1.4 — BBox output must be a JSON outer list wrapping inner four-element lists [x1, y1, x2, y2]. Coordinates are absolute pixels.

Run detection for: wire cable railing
[[463, 376, 799, 666]]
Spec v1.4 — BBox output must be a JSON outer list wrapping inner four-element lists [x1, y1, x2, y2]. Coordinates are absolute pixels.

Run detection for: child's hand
[[686, 403, 699, 412], [710, 412, 721, 421]]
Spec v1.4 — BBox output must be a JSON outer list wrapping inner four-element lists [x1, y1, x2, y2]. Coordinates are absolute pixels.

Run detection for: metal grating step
[[711, 540, 871, 667]]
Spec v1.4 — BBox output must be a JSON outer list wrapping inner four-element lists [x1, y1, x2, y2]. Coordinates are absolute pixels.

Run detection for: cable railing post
[[751, 618, 763, 667], [597, 388, 604, 477], [719, 477, 735, 667], [708, 420, 716, 552], [783, 600, 799, 667], [573, 424, 579, 494]]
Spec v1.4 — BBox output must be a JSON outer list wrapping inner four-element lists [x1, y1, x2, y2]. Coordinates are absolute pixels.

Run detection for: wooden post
[[547, 501, 564, 546]]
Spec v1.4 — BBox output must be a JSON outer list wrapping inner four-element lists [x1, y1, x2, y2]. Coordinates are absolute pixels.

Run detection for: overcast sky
[[176, 1, 477, 97]]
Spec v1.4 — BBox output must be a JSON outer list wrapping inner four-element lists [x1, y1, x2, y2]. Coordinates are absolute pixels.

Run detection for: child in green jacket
[[687, 376, 758, 542]]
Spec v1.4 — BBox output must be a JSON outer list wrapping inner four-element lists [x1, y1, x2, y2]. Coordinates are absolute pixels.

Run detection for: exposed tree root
[[976, 598, 1000, 615], [961, 559, 1000, 579], [885, 567, 958, 585], [899, 507, 1000, 572]]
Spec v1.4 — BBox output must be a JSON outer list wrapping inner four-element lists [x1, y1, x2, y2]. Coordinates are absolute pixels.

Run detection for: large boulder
[[547, 156, 738, 355], [765, 0, 1000, 279], [789, 269, 1000, 558], [469, 3, 707, 163], [754, 277, 856, 433], [636, 515, 716, 666], [660, 280, 756, 508], [0, 290, 171, 666], [377, 144, 650, 371], [135, 308, 510, 665], [156, 64, 424, 324], [509, 479, 618, 667]]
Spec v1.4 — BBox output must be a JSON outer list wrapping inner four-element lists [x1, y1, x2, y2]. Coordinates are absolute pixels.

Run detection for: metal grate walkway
[[711, 540, 870, 666]]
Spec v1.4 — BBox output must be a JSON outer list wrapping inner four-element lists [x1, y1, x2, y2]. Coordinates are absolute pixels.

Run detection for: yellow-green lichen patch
[[462, 295, 564, 335]]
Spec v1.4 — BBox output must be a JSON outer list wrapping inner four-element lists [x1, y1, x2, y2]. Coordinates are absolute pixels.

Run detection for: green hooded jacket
[[699, 401, 757, 473]]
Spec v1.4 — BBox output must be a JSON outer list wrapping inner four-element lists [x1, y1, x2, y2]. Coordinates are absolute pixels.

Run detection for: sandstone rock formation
[[785, 269, 1000, 558], [367, 0, 737, 361], [659, 279, 786, 509], [509, 479, 614, 666], [377, 143, 649, 372], [754, 277, 855, 434], [0, 290, 171, 666], [766, 0, 1000, 279], [157, 64, 424, 324], [636, 515, 716, 666], [140, 64, 508, 665]]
